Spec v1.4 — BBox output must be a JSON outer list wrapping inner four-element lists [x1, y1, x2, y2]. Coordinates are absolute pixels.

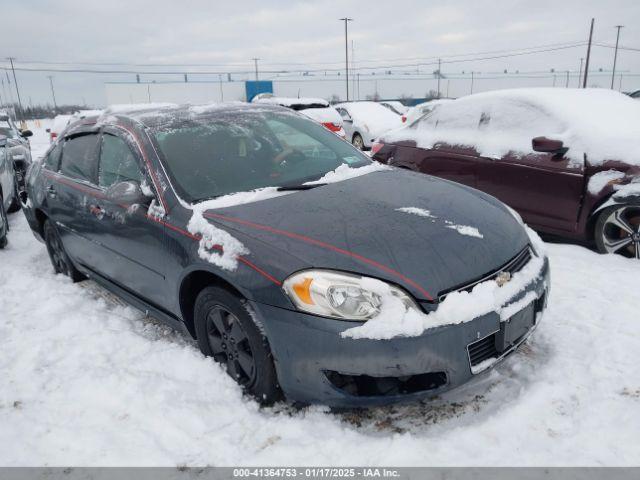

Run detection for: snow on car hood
[[200, 167, 530, 301], [384, 88, 640, 168]]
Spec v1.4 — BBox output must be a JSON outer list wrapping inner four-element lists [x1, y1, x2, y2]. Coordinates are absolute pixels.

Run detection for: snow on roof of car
[[251, 96, 329, 108], [385, 88, 640, 167]]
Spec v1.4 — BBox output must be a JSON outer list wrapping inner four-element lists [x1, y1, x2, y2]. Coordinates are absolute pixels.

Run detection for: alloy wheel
[[600, 206, 640, 259], [205, 305, 256, 385]]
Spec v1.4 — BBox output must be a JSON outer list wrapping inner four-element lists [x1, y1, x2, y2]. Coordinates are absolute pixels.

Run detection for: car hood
[[204, 168, 530, 302]]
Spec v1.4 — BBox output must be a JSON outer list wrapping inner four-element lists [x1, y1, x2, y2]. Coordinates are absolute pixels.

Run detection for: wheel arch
[[586, 192, 640, 240], [178, 268, 246, 338]]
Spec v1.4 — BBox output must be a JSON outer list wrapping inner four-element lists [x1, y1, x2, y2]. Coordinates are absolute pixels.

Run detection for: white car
[[334, 101, 403, 150], [379, 101, 408, 115], [402, 99, 453, 125], [251, 96, 346, 138]]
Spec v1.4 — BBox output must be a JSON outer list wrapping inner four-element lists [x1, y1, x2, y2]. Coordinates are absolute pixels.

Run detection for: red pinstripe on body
[[203, 212, 434, 301]]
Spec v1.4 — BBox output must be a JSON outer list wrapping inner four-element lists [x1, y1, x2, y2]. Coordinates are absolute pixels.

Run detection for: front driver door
[[86, 129, 169, 309], [474, 103, 585, 233]]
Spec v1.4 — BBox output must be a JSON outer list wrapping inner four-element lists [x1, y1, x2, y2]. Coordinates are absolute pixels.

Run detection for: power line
[[0, 43, 587, 77], [8, 40, 586, 68]]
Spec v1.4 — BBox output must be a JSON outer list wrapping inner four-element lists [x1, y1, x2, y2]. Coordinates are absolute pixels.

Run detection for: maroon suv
[[372, 88, 640, 259]]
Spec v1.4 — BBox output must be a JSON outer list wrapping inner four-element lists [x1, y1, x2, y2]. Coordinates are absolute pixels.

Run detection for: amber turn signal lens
[[292, 277, 314, 305]]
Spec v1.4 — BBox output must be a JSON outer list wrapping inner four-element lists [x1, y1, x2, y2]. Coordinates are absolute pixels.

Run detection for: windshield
[[150, 109, 371, 202]]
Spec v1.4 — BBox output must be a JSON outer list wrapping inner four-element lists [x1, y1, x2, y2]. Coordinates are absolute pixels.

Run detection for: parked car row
[[0, 110, 33, 215]]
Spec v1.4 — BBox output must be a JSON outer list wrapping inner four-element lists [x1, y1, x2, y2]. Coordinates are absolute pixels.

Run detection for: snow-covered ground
[[0, 121, 639, 466]]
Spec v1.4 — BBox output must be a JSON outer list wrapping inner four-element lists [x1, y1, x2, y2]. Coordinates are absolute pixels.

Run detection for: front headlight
[[283, 269, 419, 321]]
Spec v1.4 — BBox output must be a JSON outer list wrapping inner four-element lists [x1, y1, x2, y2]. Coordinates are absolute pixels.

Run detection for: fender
[[592, 189, 640, 217]]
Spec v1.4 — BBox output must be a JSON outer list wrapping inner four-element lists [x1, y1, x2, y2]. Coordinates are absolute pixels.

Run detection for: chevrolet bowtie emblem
[[495, 271, 512, 287]]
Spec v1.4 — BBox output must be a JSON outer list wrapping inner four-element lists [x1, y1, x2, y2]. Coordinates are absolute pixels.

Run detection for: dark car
[[23, 104, 548, 407], [373, 88, 640, 260], [0, 111, 33, 212], [0, 135, 16, 248]]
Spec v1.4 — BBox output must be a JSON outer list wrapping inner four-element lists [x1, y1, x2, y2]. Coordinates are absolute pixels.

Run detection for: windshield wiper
[[276, 183, 326, 191]]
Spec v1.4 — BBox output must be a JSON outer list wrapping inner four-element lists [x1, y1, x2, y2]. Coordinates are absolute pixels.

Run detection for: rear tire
[[43, 219, 86, 281], [0, 192, 8, 249], [194, 286, 281, 404]]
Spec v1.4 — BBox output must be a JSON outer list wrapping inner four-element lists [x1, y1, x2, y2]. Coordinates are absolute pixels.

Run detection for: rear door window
[[60, 134, 100, 182], [44, 143, 62, 171], [98, 134, 143, 187]]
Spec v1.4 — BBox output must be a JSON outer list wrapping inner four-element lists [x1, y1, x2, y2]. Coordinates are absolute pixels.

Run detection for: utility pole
[[611, 25, 624, 89], [6, 57, 24, 120], [47, 75, 58, 110], [578, 58, 584, 87], [565, 70, 570, 88], [219, 74, 224, 101], [470, 71, 475, 94], [251, 58, 260, 81], [583, 18, 595, 88], [339, 18, 353, 101]]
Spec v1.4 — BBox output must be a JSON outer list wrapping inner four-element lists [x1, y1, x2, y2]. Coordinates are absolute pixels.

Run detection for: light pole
[[252, 58, 260, 81], [611, 25, 624, 89], [6, 57, 24, 120], [583, 18, 594, 88], [339, 18, 353, 101], [47, 75, 58, 110]]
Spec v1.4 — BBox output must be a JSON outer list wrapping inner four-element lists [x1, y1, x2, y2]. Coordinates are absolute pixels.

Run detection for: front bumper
[[252, 258, 549, 408]]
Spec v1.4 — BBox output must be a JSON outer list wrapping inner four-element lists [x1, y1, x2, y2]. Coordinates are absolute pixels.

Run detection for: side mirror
[[45, 128, 51, 133], [532, 136, 566, 154], [20, 129, 33, 138], [105, 181, 150, 206]]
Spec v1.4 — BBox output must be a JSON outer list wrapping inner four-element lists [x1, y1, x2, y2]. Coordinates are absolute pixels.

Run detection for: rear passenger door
[[86, 129, 169, 308], [50, 132, 102, 268]]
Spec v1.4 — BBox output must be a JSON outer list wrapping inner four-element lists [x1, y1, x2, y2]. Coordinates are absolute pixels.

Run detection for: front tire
[[594, 204, 640, 259], [194, 286, 281, 404], [43, 219, 85, 281]]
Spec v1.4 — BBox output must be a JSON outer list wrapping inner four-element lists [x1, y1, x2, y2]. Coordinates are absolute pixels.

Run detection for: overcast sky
[[2, 0, 640, 107]]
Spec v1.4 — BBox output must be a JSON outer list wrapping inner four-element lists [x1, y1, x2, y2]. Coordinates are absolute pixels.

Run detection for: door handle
[[46, 185, 57, 198], [89, 205, 104, 219]]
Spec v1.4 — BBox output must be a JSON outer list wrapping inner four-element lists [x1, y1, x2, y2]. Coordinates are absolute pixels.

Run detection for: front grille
[[438, 246, 533, 302], [468, 334, 499, 367], [325, 370, 447, 397]]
